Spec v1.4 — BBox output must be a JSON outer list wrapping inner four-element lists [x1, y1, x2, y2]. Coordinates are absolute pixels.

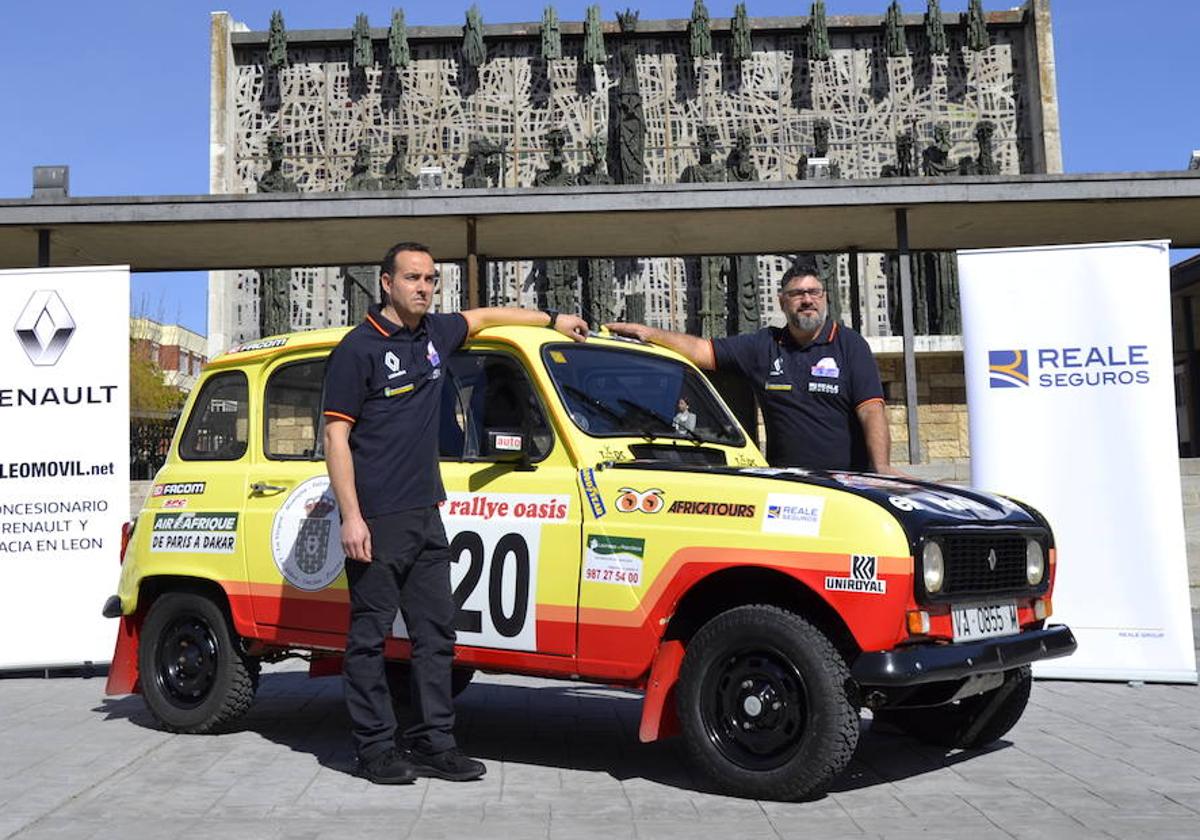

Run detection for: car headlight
[[1026, 538, 1045, 585], [922, 540, 944, 593]]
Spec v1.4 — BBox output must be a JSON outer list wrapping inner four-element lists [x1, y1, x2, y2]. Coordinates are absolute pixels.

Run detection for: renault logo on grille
[[14, 290, 75, 366], [987, 548, 998, 571]]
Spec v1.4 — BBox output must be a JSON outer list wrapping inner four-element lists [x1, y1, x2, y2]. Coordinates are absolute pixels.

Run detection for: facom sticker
[[761, 493, 825, 536], [150, 511, 238, 554], [230, 337, 287, 353], [584, 535, 644, 585], [270, 476, 344, 591], [152, 481, 206, 497]]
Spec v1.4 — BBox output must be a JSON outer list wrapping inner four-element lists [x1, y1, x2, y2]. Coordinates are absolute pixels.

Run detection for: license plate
[[951, 601, 1019, 642]]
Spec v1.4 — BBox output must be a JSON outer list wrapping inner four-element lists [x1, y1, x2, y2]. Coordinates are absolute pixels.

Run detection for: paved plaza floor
[[2, 617, 1198, 840]]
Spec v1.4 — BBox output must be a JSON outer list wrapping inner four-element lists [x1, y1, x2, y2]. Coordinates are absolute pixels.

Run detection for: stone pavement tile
[[547, 817, 636, 840], [829, 789, 915, 820], [483, 800, 551, 820], [544, 789, 632, 819], [635, 819, 779, 840], [405, 817, 540, 840], [1084, 787, 1197, 815], [690, 793, 769, 819], [1148, 784, 1200, 813], [1075, 814, 1200, 840], [770, 816, 865, 840], [9, 818, 105, 840]]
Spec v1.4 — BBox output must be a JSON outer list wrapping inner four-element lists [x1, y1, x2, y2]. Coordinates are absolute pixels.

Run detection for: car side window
[[178, 371, 250, 461], [265, 358, 327, 460], [439, 352, 553, 461]]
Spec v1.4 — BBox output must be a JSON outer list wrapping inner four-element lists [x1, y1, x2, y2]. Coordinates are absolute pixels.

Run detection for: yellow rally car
[[104, 325, 1076, 800]]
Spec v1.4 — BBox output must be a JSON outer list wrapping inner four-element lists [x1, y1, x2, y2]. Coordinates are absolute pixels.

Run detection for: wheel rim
[[699, 644, 809, 770], [153, 613, 219, 709]]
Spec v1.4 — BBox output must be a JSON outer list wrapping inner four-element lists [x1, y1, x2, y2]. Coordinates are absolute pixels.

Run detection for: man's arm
[[463, 307, 588, 341], [323, 419, 372, 562], [604, 323, 716, 370], [855, 399, 901, 475]]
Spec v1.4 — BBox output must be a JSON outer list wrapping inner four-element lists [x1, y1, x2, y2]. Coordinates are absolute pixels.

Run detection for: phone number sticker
[[584, 535, 644, 586]]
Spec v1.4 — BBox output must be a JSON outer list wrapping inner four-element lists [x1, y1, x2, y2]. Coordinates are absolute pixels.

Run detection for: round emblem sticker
[[271, 476, 344, 591]]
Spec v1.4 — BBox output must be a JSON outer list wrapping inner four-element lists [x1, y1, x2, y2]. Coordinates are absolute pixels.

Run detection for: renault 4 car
[[104, 325, 1076, 800]]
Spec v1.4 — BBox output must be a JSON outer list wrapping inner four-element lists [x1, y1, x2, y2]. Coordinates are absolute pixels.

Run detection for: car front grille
[[940, 533, 1031, 597]]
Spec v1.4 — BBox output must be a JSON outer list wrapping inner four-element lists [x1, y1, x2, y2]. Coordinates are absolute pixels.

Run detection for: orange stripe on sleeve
[[323, 410, 356, 424], [855, 397, 885, 410]]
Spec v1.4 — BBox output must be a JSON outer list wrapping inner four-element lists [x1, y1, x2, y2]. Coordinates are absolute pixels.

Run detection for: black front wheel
[[138, 592, 259, 733], [676, 605, 859, 801]]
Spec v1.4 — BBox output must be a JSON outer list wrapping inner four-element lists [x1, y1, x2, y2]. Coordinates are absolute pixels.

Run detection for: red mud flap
[[105, 613, 141, 695], [638, 640, 685, 743]]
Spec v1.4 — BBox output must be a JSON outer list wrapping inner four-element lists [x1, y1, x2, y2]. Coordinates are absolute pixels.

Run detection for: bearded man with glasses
[[608, 262, 897, 473]]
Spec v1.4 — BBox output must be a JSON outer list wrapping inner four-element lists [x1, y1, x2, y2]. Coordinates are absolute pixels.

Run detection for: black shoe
[[356, 748, 417, 784], [407, 747, 486, 781]]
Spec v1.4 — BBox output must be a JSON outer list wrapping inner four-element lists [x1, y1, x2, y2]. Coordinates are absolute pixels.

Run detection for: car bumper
[[851, 624, 1077, 687]]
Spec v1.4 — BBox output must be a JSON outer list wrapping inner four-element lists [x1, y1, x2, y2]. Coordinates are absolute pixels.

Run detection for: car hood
[[604, 461, 1049, 540]]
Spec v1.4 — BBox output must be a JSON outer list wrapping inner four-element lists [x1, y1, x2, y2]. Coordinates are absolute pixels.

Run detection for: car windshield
[[542, 343, 744, 446]]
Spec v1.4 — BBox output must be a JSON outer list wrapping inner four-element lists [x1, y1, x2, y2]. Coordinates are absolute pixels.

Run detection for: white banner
[[960, 242, 1197, 683], [0, 266, 130, 669]]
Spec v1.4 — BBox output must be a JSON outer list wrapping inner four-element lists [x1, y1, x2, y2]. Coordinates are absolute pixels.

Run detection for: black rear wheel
[[676, 605, 859, 801], [138, 592, 259, 733]]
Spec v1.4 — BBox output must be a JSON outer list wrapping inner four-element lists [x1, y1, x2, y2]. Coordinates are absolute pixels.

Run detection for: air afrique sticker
[[271, 476, 344, 591], [150, 511, 238, 554]]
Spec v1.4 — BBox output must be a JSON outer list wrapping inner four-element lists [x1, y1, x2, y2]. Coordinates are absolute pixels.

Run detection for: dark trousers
[[343, 506, 457, 761]]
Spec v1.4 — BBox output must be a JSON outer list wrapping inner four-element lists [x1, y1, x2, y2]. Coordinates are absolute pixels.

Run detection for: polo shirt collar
[[365, 304, 426, 337], [780, 316, 838, 350]]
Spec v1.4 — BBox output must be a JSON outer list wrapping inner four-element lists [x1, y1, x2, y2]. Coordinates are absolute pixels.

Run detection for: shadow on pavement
[[92, 670, 1011, 800]]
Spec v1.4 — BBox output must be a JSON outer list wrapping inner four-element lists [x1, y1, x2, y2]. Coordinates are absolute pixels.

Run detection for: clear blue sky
[[2, 1, 1197, 336]]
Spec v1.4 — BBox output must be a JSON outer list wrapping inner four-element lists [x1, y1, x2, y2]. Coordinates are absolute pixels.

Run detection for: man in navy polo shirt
[[323, 241, 587, 785], [607, 262, 896, 473]]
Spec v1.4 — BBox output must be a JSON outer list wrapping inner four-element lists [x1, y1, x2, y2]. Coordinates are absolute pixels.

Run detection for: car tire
[[874, 665, 1032, 750], [676, 605, 860, 801], [138, 592, 260, 734], [384, 662, 475, 705]]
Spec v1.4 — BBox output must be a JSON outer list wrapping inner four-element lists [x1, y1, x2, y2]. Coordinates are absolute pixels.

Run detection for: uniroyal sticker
[[152, 482, 206, 497], [580, 469, 606, 519], [825, 555, 887, 595], [761, 493, 825, 536], [271, 477, 344, 591], [150, 511, 238, 554], [583, 535, 644, 586]]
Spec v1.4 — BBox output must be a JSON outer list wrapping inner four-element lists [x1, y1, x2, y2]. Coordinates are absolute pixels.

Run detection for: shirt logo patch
[[770, 357, 784, 376], [765, 383, 793, 391], [811, 357, 840, 378], [809, 381, 840, 395], [384, 351, 406, 379], [427, 340, 440, 368]]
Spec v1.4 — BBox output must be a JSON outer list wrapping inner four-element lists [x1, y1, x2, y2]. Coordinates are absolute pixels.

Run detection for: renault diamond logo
[[15, 290, 75, 366], [987, 548, 998, 571]]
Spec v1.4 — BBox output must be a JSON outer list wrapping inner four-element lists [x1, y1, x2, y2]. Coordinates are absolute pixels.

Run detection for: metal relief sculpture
[[966, 0, 990, 52], [921, 124, 957, 177], [924, 0, 947, 54], [461, 138, 502, 188], [584, 5, 606, 65], [256, 135, 297, 336], [534, 130, 578, 313], [725, 128, 760, 334], [730, 3, 752, 63], [885, 1, 907, 58], [352, 13, 373, 69], [689, 0, 713, 60], [381, 135, 418, 190], [578, 136, 617, 327], [881, 130, 917, 177], [389, 9, 410, 68], [342, 143, 382, 323], [808, 2, 831, 62], [541, 6, 562, 60], [463, 5, 487, 68], [959, 120, 998, 175], [799, 118, 841, 179], [267, 11, 287, 69], [615, 11, 645, 186], [680, 126, 729, 339]]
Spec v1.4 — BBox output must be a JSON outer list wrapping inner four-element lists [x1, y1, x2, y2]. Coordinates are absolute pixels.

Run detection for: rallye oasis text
[[103, 325, 1076, 800]]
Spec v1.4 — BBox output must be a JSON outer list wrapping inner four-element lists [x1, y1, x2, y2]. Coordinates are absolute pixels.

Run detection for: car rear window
[[178, 371, 250, 461], [265, 358, 327, 460]]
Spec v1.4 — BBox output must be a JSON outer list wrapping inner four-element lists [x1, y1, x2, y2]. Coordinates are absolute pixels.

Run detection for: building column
[[896, 208, 922, 464]]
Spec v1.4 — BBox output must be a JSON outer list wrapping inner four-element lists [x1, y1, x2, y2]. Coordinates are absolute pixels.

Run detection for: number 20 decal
[[449, 530, 531, 638]]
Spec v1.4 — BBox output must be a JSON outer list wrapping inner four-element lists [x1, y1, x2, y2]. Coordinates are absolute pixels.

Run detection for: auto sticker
[[270, 476, 343, 591]]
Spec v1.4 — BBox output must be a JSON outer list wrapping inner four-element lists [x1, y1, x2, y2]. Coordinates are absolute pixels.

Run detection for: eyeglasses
[[782, 287, 825, 300]]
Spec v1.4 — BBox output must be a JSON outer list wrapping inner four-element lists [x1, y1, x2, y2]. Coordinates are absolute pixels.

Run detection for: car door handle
[[250, 481, 289, 496]]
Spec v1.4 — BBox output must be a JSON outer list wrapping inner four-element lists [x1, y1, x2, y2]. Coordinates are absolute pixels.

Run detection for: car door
[[239, 353, 346, 642], [427, 346, 582, 659]]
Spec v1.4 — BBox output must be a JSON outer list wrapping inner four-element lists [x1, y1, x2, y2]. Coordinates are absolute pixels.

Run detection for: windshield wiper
[[617, 398, 704, 444]]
